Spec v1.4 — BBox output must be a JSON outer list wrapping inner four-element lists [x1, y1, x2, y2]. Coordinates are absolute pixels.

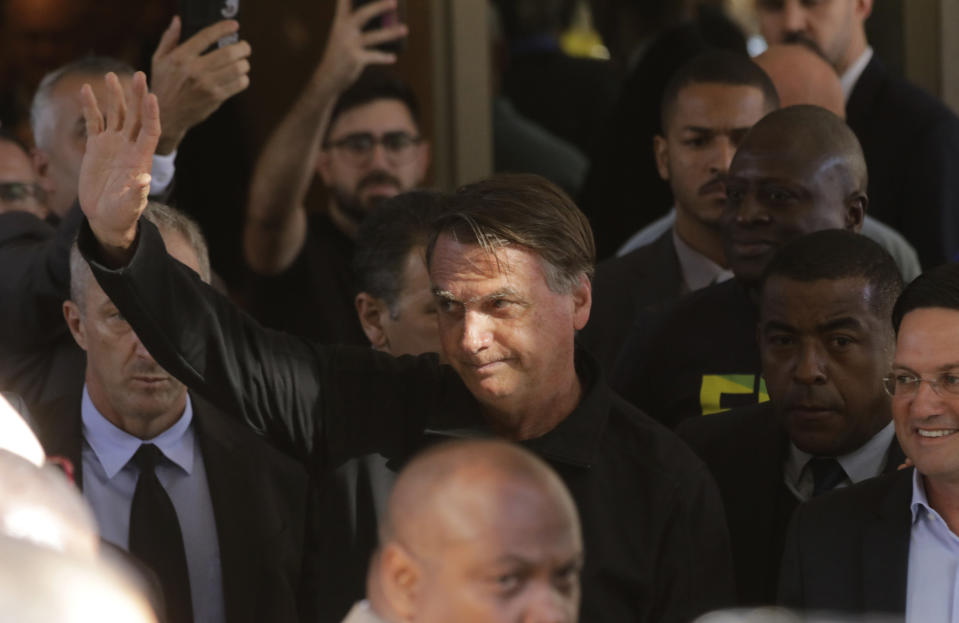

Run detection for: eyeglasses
[[324, 131, 422, 166], [0, 182, 46, 204], [882, 373, 959, 398]]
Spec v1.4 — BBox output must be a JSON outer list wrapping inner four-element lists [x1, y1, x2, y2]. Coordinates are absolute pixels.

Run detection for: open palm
[[78, 71, 161, 251]]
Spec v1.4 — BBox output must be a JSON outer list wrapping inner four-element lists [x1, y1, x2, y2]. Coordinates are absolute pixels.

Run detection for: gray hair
[[69, 203, 211, 311], [31, 56, 135, 149]]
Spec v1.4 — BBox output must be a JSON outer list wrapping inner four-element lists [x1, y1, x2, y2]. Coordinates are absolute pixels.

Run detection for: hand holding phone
[[352, 0, 406, 54]]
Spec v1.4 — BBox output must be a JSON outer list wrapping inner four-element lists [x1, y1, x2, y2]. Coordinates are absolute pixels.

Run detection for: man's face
[[35, 72, 134, 219], [316, 99, 429, 222], [380, 247, 441, 357], [755, 0, 867, 71], [0, 140, 47, 219], [760, 275, 893, 455], [891, 308, 959, 486], [64, 231, 200, 427], [414, 479, 582, 623], [721, 138, 860, 285], [430, 236, 590, 417], [655, 82, 769, 229]]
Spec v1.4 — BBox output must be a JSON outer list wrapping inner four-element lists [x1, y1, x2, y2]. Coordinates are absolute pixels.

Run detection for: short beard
[[331, 170, 402, 227]]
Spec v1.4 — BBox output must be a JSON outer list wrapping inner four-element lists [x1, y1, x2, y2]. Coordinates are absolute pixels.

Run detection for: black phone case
[[352, 0, 406, 54]]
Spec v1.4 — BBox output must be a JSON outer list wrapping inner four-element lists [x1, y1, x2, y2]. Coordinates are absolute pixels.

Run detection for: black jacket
[[847, 55, 959, 267], [579, 230, 683, 372], [677, 402, 905, 606], [81, 217, 737, 623], [612, 279, 763, 427], [778, 467, 913, 616]]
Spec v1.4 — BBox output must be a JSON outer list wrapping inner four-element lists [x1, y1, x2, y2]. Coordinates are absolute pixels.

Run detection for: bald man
[[754, 44, 844, 116], [754, 44, 920, 281], [613, 106, 870, 427], [345, 439, 582, 623]]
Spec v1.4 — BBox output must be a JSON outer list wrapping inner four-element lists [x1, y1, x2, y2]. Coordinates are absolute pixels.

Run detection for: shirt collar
[[786, 420, 895, 489], [425, 349, 609, 468], [80, 384, 195, 479], [911, 468, 933, 524], [671, 226, 734, 293], [840, 46, 874, 101]]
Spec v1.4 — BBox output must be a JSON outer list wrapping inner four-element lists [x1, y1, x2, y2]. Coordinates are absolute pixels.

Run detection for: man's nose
[[909, 377, 948, 418], [709, 138, 737, 176], [369, 141, 391, 169], [782, 1, 808, 38], [793, 342, 827, 385], [461, 310, 492, 354], [523, 586, 574, 623], [733, 193, 770, 226], [133, 335, 157, 362]]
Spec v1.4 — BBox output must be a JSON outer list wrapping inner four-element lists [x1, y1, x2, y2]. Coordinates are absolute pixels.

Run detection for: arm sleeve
[[77, 217, 455, 468]]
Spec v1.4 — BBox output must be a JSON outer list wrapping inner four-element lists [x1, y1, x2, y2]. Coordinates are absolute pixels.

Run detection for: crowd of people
[[1, 0, 959, 622]]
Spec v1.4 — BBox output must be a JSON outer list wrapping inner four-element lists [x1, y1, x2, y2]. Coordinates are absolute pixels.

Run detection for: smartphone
[[353, 0, 406, 54], [179, 0, 240, 48]]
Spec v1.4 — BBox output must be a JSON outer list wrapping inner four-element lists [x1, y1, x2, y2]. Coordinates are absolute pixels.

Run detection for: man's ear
[[856, 0, 874, 21], [653, 135, 670, 182], [63, 301, 88, 351], [379, 543, 421, 621], [571, 274, 592, 331], [844, 192, 867, 232], [31, 148, 53, 192], [356, 292, 390, 352]]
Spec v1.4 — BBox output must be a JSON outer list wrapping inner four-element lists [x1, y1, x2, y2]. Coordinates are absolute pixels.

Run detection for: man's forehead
[[672, 83, 767, 126], [328, 98, 418, 138], [429, 237, 542, 292], [761, 276, 876, 319]]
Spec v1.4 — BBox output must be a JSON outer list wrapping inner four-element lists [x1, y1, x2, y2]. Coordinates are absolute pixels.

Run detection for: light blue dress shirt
[[80, 385, 225, 623], [906, 469, 959, 623]]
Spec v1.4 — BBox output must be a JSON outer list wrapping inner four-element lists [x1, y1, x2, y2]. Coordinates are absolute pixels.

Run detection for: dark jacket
[[579, 230, 683, 372], [31, 389, 317, 623], [847, 55, 959, 267], [778, 467, 913, 616], [80, 217, 738, 623], [678, 402, 905, 606]]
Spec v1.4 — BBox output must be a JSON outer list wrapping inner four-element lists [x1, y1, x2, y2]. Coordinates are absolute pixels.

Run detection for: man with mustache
[[677, 229, 905, 606], [755, 0, 959, 268], [243, 0, 428, 344], [613, 105, 867, 427], [580, 51, 779, 371]]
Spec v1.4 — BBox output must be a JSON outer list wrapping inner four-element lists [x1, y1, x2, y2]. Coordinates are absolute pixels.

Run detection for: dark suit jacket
[[778, 467, 913, 615], [578, 230, 682, 371], [847, 55, 959, 267], [0, 205, 85, 408], [31, 388, 316, 623], [678, 402, 906, 607]]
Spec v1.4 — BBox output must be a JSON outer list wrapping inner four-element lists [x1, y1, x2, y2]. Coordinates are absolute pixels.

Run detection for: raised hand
[[78, 71, 161, 255], [317, 0, 407, 89], [151, 17, 252, 155]]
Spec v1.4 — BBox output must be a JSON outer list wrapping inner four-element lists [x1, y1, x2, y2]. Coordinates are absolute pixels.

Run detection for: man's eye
[[895, 374, 918, 386], [942, 374, 959, 387], [683, 137, 709, 148], [493, 573, 521, 594], [383, 132, 415, 151], [765, 188, 796, 203], [768, 334, 793, 346], [830, 335, 854, 348], [492, 299, 511, 309], [726, 187, 745, 202]]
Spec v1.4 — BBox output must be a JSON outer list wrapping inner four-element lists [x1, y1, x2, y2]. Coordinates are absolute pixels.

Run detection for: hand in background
[[78, 71, 160, 254], [317, 0, 407, 89], [150, 17, 252, 155]]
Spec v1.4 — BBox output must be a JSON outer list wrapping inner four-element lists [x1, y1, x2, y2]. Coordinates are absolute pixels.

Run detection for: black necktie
[[808, 456, 847, 497], [129, 444, 194, 623]]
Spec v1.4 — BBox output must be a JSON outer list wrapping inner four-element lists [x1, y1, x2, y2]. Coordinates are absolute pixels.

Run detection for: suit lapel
[[194, 399, 259, 623], [861, 468, 913, 613]]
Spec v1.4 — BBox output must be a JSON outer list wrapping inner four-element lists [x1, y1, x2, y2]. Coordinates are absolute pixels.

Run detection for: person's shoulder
[[859, 57, 959, 131], [799, 468, 912, 525], [595, 231, 671, 280], [676, 402, 773, 447], [605, 390, 715, 486]]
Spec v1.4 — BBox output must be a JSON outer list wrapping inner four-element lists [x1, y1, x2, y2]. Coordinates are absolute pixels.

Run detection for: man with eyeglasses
[[677, 229, 905, 607], [0, 130, 47, 220], [780, 261, 959, 620], [243, 0, 428, 344]]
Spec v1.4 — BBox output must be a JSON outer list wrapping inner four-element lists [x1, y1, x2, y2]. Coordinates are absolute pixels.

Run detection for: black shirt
[[81, 217, 736, 623], [244, 213, 367, 345], [612, 278, 764, 428]]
